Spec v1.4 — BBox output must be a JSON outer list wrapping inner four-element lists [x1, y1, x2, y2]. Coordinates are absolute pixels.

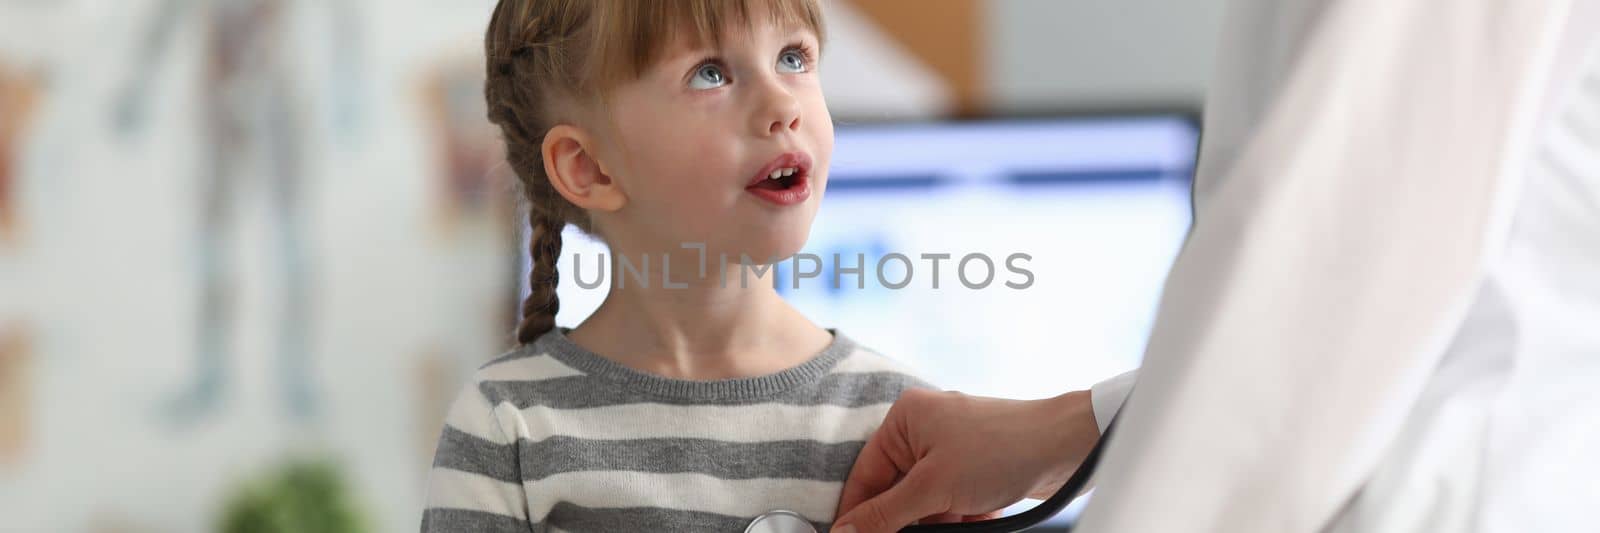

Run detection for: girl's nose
[[753, 81, 803, 137]]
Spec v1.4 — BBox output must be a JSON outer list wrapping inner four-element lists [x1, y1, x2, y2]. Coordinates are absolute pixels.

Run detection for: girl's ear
[[542, 124, 627, 212]]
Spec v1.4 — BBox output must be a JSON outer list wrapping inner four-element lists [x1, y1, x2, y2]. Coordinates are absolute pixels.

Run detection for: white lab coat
[[1077, 1, 1600, 532]]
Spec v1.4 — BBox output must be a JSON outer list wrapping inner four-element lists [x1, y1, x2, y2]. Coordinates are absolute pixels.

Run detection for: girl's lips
[[745, 172, 811, 206], [744, 151, 813, 206], [745, 152, 813, 187]]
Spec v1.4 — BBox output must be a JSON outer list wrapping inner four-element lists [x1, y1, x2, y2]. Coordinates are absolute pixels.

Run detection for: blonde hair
[[484, 0, 826, 344]]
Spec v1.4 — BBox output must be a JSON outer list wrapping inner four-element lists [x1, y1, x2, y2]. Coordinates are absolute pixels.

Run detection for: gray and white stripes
[[422, 328, 931, 532]]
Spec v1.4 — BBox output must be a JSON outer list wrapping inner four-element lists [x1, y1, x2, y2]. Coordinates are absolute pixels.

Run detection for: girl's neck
[[566, 265, 833, 381]]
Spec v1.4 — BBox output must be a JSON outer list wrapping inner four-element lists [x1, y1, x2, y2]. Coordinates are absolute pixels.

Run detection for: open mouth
[[743, 152, 814, 206], [749, 165, 805, 191]]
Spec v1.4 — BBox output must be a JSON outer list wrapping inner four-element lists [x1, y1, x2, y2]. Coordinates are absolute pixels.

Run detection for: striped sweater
[[421, 327, 932, 532]]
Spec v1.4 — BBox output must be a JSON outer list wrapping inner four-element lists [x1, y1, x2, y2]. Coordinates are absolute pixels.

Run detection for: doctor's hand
[[832, 388, 1102, 533]]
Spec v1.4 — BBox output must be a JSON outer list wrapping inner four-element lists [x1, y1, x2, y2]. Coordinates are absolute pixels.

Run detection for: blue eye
[[689, 64, 728, 89], [777, 50, 808, 73]]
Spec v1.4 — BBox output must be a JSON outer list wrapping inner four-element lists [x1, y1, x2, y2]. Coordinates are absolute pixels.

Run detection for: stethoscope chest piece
[[746, 510, 819, 533]]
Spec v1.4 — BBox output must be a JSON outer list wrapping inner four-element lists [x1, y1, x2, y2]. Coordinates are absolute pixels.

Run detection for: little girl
[[421, 1, 932, 531]]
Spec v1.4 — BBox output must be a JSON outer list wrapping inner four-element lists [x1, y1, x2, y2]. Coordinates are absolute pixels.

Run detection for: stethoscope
[[746, 420, 1118, 533]]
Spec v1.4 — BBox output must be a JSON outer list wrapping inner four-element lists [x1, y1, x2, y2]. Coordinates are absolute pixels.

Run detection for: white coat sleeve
[[1089, 370, 1137, 434], [1073, 1, 1579, 531]]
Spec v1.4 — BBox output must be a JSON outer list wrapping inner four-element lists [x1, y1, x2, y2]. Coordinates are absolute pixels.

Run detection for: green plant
[[217, 458, 369, 533]]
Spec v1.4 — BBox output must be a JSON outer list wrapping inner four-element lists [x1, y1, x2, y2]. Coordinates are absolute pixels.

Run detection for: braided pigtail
[[517, 211, 565, 343], [484, 0, 593, 345]]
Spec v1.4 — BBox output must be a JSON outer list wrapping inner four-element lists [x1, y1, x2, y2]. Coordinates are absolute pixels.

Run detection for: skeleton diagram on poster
[[114, 0, 364, 425]]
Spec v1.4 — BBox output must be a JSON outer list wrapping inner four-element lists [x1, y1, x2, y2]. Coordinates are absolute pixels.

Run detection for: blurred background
[[0, 0, 1221, 531]]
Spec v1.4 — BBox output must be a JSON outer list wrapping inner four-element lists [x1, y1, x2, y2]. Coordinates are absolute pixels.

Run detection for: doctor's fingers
[[833, 465, 952, 533], [835, 399, 917, 520]]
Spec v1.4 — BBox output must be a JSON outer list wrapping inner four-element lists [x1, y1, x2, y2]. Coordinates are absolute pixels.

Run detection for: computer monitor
[[785, 114, 1194, 398]]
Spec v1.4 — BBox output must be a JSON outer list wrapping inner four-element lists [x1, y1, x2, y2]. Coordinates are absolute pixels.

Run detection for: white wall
[[1, 1, 515, 531]]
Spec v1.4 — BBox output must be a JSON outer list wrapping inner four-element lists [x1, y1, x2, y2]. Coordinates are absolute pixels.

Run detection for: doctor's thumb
[[832, 470, 944, 533]]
